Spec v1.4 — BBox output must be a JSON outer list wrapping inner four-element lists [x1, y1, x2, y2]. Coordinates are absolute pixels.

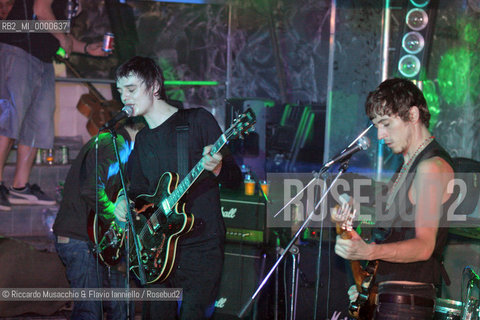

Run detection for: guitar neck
[[158, 133, 228, 217]]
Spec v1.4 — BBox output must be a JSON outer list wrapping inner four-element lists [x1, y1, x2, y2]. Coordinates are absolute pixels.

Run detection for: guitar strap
[[176, 109, 190, 179]]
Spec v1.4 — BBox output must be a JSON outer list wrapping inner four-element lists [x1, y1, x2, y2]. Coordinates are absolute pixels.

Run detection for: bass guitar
[[331, 199, 378, 320], [87, 210, 125, 267], [129, 109, 256, 284]]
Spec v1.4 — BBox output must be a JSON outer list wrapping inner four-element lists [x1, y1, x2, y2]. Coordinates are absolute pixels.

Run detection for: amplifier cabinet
[[213, 243, 266, 319], [220, 189, 266, 244]]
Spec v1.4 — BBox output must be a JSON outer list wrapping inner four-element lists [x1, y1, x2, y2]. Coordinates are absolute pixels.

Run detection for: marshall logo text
[[221, 207, 237, 219]]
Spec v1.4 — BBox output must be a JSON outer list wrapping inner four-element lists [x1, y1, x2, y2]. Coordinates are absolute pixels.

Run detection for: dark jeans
[[375, 281, 436, 320], [142, 239, 224, 320], [55, 237, 132, 320]]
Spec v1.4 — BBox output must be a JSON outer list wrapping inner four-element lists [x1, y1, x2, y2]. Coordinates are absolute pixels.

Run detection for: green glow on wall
[[165, 81, 219, 86], [422, 80, 440, 127], [157, 57, 186, 102], [463, 21, 479, 44], [437, 19, 480, 107], [437, 47, 480, 106]]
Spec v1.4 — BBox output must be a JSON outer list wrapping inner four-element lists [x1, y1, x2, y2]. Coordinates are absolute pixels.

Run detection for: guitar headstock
[[330, 196, 357, 235], [224, 108, 256, 141]]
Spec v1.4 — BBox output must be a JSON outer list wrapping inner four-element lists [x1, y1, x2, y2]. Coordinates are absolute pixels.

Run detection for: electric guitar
[[87, 211, 125, 266], [331, 200, 378, 320], [129, 109, 256, 284]]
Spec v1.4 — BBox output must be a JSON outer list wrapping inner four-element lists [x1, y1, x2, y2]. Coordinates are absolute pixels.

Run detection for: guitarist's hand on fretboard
[[201, 145, 223, 176]]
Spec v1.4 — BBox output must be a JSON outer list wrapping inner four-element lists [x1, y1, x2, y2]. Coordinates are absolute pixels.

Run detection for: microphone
[[100, 106, 133, 131], [325, 136, 370, 167], [465, 266, 480, 287]]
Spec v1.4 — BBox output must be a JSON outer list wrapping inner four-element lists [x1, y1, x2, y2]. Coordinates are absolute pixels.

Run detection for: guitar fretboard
[[162, 133, 227, 215]]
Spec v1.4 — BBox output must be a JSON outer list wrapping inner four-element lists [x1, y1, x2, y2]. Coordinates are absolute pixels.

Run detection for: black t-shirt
[[53, 131, 132, 241], [127, 108, 242, 245], [0, 0, 66, 62]]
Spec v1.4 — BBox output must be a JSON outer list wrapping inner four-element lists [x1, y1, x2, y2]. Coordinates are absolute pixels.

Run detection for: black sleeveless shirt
[[374, 140, 455, 286]]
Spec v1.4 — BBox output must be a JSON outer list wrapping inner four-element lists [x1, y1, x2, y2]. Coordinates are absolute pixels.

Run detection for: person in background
[[53, 118, 144, 319], [0, 0, 14, 19], [0, 0, 109, 211]]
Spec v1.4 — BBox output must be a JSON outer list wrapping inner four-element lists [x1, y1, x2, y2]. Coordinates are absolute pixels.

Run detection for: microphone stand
[[238, 160, 350, 318], [108, 128, 148, 319], [239, 127, 372, 318], [462, 267, 480, 319]]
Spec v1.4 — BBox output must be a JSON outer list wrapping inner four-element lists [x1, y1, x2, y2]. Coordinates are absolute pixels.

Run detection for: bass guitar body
[[129, 172, 194, 284]]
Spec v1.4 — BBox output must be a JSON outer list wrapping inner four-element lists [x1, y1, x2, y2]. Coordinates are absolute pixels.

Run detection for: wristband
[[83, 42, 89, 54]]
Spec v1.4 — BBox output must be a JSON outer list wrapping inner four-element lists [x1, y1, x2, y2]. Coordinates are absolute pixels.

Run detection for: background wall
[[62, 0, 480, 161], [53, 1, 480, 313]]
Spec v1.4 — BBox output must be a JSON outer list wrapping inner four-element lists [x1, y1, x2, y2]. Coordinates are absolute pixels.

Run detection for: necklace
[[386, 135, 434, 210]]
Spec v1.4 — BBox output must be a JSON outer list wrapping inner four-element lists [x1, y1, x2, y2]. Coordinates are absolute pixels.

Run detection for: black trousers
[[143, 238, 224, 320]]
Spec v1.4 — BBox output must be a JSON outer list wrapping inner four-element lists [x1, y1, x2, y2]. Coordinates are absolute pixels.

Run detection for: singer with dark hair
[[53, 118, 144, 319], [113, 56, 242, 319], [335, 78, 456, 319]]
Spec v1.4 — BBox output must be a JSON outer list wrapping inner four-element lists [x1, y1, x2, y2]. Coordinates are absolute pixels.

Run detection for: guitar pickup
[[147, 216, 160, 233]]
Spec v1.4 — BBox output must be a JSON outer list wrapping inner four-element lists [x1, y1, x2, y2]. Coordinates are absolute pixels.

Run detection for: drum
[[435, 298, 462, 320]]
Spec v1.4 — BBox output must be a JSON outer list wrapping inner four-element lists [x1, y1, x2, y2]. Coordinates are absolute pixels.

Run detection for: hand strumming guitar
[[335, 229, 376, 261], [113, 189, 128, 227]]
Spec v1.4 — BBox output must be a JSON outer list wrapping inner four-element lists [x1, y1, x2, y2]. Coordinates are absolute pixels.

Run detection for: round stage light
[[410, 0, 430, 7], [406, 8, 428, 31], [398, 55, 421, 78], [402, 31, 425, 54]]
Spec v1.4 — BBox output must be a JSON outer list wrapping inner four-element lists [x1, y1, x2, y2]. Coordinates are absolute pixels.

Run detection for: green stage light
[[164, 80, 219, 86]]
